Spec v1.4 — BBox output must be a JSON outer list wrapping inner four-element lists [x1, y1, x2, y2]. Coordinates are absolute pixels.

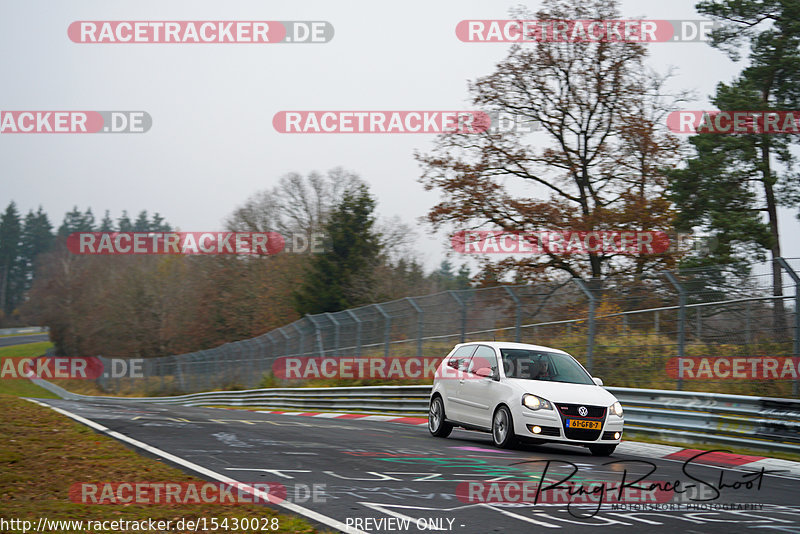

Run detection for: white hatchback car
[[428, 342, 624, 455]]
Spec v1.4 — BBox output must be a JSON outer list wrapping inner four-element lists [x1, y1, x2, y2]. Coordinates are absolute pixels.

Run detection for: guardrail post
[[346, 309, 362, 357], [449, 291, 467, 343], [665, 272, 687, 391], [374, 303, 391, 359], [776, 258, 799, 396], [504, 286, 522, 342], [572, 278, 596, 374], [406, 297, 424, 358], [307, 314, 325, 357], [326, 312, 341, 356]]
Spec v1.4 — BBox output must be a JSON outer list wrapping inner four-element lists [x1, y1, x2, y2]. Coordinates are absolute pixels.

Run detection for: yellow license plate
[[566, 419, 601, 430]]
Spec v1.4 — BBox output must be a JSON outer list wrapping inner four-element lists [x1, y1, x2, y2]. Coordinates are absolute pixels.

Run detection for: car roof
[[453, 341, 569, 355]]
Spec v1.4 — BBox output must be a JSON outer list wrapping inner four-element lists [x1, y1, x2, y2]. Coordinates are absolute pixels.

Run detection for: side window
[[447, 345, 476, 370], [468, 345, 498, 375]]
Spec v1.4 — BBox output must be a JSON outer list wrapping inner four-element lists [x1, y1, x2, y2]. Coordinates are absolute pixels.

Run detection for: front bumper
[[514, 407, 623, 444]]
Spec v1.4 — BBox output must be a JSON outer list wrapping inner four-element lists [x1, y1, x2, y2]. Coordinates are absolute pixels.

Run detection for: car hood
[[503, 378, 618, 406]]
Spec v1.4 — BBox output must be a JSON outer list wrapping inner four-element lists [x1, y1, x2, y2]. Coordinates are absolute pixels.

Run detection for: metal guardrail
[[32, 379, 799, 454], [609, 387, 800, 453]]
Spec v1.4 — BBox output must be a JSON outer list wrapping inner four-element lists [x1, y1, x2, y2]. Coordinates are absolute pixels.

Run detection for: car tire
[[428, 396, 453, 438], [492, 406, 516, 448], [589, 444, 617, 456]]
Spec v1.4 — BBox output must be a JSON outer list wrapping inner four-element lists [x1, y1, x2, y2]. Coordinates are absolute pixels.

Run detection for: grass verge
[[0, 394, 321, 533], [0, 342, 323, 533], [0, 341, 59, 398]]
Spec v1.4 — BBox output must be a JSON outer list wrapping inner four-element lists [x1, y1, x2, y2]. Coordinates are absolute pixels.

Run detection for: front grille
[[564, 428, 602, 441], [602, 431, 621, 440], [528, 425, 560, 437], [556, 403, 606, 419], [555, 403, 605, 441]]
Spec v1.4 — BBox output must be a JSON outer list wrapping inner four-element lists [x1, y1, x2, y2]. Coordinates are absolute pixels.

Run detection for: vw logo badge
[[578, 406, 588, 417]]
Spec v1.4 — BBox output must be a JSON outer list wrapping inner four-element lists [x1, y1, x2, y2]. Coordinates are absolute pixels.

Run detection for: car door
[[439, 344, 476, 422], [457, 345, 501, 429]]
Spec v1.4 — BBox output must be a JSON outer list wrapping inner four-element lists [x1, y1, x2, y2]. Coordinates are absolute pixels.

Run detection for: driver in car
[[530, 359, 553, 380]]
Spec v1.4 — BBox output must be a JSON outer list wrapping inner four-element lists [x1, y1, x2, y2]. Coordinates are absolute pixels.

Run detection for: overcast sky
[[2, 0, 798, 272]]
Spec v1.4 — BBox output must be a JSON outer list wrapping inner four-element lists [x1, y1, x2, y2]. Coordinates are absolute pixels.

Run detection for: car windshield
[[499, 349, 594, 385]]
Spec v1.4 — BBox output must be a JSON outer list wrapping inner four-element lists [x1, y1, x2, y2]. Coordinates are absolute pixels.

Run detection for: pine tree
[[292, 184, 381, 315], [20, 207, 54, 293], [151, 212, 171, 231], [99, 210, 114, 231], [0, 202, 23, 316], [118, 211, 133, 232], [133, 210, 150, 231], [454, 265, 472, 290], [58, 206, 96, 236], [669, 0, 800, 331]]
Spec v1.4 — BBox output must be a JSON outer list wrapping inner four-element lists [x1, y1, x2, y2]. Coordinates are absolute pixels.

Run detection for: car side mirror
[[592, 377, 604, 386], [475, 367, 494, 378]]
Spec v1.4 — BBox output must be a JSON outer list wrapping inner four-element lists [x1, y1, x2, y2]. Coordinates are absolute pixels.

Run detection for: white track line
[[26, 398, 367, 534]]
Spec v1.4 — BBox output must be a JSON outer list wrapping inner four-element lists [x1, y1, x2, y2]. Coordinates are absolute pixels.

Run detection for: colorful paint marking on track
[[246, 408, 800, 477]]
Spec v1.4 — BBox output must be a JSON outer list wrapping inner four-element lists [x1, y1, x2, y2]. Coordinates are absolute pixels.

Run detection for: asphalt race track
[[30, 397, 800, 534], [0, 333, 49, 348]]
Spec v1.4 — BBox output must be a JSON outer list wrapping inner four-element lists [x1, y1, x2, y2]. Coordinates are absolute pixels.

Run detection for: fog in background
[[2, 0, 798, 271]]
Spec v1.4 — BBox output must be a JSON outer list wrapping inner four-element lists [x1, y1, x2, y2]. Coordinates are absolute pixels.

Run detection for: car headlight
[[611, 401, 624, 417], [522, 394, 552, 411]]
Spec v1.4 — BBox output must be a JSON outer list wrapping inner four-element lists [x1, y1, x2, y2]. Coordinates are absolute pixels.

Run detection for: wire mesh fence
[[96, 258, 800, 398]]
